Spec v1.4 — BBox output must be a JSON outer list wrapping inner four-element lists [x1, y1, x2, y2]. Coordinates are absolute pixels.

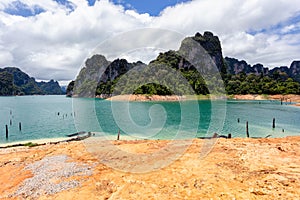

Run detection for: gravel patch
[[11, 155, 93, 199]]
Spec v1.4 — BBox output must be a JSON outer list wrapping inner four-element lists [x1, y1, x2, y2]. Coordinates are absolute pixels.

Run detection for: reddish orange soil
[[0, 137, 299, 199]]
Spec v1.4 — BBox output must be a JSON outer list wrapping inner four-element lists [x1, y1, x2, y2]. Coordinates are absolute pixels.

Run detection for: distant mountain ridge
[[0, 67, 63, 96], [225, 57, 300, 82]]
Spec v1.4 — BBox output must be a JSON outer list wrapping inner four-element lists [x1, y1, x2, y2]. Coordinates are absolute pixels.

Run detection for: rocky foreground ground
[[0, 136, 299, 199]]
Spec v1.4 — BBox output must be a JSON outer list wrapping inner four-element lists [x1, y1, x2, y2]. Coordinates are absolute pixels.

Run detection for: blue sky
[[248, 13, 300, 37], [4, 0, 191, 17], [0, 0, 300, 84], [4, 1, 45, 17], [110, 0, 191, 16]]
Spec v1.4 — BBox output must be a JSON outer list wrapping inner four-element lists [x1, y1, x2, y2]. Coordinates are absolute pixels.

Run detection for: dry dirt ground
[[0, 137, 299, 200]]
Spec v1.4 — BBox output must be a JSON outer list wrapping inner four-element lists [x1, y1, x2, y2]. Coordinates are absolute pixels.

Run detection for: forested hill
[[67, 32, 300, 97], [224, 58, 300, 94], [225, 57, 300, 83], [0, 67, 63, 96]]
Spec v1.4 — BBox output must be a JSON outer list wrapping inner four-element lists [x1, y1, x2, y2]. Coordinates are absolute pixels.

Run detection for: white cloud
[[0, 0, 300, 83], [0, 49, 14, 66], [119, 48, 165, 64], [125, 10, 152, 24], [153, 0, 300, 67], [0, 0, 66, 14], [0, 0, 148, 81]]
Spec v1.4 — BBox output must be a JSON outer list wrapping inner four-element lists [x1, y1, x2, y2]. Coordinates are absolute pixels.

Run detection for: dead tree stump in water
[[246, 121, 249, 138], [5, 125, 8, 139], [117, 129, 120, 140]]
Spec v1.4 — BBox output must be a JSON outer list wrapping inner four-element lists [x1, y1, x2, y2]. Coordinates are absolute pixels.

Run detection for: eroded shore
[[232, 94, 300, 106], [105, 94, 188, 101], [105, 94, 300, 106], [0, 136, 299, 199]]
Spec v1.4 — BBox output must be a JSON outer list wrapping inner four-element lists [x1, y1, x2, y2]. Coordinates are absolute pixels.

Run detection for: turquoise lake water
[[0, 95, 299, 144]]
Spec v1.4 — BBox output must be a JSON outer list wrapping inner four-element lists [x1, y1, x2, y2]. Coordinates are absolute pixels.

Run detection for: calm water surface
[[0, 95, 299, 144]]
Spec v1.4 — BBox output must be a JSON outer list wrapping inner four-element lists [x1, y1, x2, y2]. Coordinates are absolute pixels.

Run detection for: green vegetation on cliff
[[0, 71, 14, 96], [0, 67, 63, 96], [68, 32, 300, 97], [225, 73, 300, 95]]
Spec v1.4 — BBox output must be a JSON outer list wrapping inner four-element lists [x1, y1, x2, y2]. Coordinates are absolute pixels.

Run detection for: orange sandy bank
[[106, 94, 187, 101], [233, 94, 300, 106], [105, 94, 300, 105], [0, 136, 299, 199]]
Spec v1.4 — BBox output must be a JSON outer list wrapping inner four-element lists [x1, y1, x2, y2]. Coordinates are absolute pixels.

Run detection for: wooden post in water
[[281, 98, 283, 105], [237, 118, 240, 123], [272, 118, 276, 129], [228, 133, 232, 139], [117, 129, 120, 140], [246, 121, 249, 138], [5, 125, 8, 139], [10, 119, 12, 126], [212, 133, 218, 138], [19, 122, 22, 131]]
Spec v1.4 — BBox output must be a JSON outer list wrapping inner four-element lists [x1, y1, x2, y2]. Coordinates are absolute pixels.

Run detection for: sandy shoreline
[[232, 94, 300, 106], [104, 94, 300, 105], [105, 94, 189, 101], [0, 136, 299, 199], [0, 133, 156, 149], [0, 137, 76, 148]]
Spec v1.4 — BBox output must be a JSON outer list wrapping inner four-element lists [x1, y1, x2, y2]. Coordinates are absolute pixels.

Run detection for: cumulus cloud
[[154, 0, 298, 33], [0, 0, 300, 85], [0, 0, 149, 82], [152, 0, 300, 66]]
